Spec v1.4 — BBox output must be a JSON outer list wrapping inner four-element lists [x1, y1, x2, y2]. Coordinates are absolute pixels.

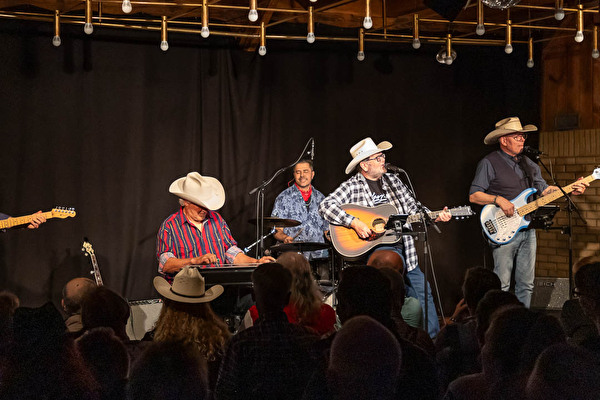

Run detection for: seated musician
[[156, 172, 274, 284], [318, 137, 452, 338], [271, 159, 329, 261]]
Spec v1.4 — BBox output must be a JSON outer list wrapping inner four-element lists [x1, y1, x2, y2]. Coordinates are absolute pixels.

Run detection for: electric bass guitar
[[330, 203, 474, 258], [480, 167, 600, 245], [0, 207, 76, 230], [82, 239, 104, 286]]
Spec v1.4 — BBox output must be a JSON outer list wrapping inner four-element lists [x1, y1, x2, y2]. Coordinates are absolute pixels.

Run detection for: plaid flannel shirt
[[318, 172, 422, 272]]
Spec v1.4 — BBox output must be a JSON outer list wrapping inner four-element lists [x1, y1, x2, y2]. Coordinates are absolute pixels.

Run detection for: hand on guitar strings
[[350, 218, 372, 239], [27, 211, 46, 229]]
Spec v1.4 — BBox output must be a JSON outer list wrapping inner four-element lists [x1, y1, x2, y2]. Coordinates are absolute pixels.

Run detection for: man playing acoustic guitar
[[319, 137, 452, 338], [469, 117, 588, 308]]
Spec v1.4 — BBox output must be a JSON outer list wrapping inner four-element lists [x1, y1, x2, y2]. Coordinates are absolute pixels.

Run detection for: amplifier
[[195, 265, 257, 286], [126, 299, 163, 340], [531, 277, 570, 310]]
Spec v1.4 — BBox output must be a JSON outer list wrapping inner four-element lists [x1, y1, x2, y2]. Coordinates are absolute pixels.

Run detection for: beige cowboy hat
[[153, 266, 224, 303], [345, 137, 393, 174], [484, 117, 538, 145], [169, 172, 225, 210]]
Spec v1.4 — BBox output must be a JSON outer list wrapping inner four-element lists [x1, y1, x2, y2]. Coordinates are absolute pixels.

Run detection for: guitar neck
[[517, 173, 597, 217], [407, 211, 439, 224], [0, 211, 53, 230], [90, 254, 104, 286]]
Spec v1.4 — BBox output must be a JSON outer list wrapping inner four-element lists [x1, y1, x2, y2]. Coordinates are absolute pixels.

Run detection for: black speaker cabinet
[[531, 277, 570, 310]]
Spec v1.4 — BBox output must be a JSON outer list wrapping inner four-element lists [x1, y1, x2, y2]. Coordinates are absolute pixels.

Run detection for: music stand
[[528, 205, 560, 230]]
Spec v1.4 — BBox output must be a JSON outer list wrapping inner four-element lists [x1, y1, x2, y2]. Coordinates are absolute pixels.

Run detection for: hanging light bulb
[[84, 0, 93, 34], [554, 0, 565, 21], [248, 0, 258, 22], [574, 4, 584, 43], [258, 22, 266, 56], [357, 28, 365, 61], [593, 26, 599, 59], [445, 34, 453, 65], [201, 0, 210, 38], [476, 0, 485, 35], [527, 37, 534, 68], [52, 10, 61, 47], [306, 6, 315, 43], [160, 16, 168, 51], [412, 14, 421, 49], [363, 0, 372, 30], [505, 17, 513, 54], [122, 0, 132, 13]]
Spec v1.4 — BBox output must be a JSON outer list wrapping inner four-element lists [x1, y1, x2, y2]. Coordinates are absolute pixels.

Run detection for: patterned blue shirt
[[271, 185, 329, 259], [318, 172, 422, 272]]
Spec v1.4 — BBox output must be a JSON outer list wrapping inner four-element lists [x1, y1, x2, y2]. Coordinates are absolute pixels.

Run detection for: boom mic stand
[[248, 138, 314, 258], [529, 151, 588, 299]]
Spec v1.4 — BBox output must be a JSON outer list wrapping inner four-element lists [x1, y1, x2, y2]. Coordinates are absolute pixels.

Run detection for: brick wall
[[535, 129, 600, 277]]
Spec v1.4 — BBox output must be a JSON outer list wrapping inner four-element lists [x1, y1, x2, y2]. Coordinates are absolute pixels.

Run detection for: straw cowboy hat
[[169, 172, 225, 210], [345, 137, 393, 174], [484, 117, 538, 145], [153, 266, 224, 303]]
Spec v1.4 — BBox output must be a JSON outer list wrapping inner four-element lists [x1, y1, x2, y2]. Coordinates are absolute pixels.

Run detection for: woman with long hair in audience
[[244, 251, 336, 336], [152, 266, 230, 394]]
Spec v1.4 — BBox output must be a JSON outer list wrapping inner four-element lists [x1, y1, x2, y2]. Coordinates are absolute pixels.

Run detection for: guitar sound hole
[[372, 218, 386, 233]]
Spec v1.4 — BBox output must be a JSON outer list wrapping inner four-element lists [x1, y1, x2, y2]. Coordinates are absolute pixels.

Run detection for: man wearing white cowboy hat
[[319, 137, 452, 338], [157, 172, 274, 283], [469, 117, 588, 308]]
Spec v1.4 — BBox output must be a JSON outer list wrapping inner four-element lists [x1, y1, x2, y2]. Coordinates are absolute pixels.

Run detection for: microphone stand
[[248, 138, 314, 258], [529, 152, 587, 299], [388, 169, 445, 335]]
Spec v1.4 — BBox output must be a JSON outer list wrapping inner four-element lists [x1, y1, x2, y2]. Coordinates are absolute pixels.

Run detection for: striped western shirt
[[156, 207, 243, 282]]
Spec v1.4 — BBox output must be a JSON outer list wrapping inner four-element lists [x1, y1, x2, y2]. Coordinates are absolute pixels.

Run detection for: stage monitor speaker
[[424, 0, 469, 22], [126, 299, 163, 340], [531, 277, 569, 310]]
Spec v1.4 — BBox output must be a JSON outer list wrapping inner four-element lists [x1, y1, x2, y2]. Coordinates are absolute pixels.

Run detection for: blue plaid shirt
[[318, 172, 422, 272]]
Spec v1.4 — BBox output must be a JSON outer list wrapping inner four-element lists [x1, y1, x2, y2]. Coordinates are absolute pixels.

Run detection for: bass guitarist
[[469, 117, 588, 308], [319, 137, 452, 338]]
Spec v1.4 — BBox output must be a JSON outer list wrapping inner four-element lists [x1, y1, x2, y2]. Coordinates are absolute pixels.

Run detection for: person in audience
[[573, 260, 600, 357], [435, 267, 501, 391], [1, 302, 99, 400], [367, 250, 423, 329], [474, 289, 522, 346], [152, 266, 230, 393], [525, 343, 600, 400], [244, 252, 336, 336], [562, 257, 599, 345], [444, 306, 566, 400], [77, 327, 129, 400], [327, 315, 402, 400], [128, 341, 209, 400], [313, 265, 439, 400], [81, 286, 149, 366], [377, 267, 434, 356], [61, 277, 97, 334], [215, 263, 319, 400]]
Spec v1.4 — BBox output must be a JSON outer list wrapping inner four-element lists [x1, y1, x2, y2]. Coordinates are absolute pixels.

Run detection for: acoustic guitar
[[0, 207, 76, 230], [480, 167, 600, 245], [330, 203, 474, 258]]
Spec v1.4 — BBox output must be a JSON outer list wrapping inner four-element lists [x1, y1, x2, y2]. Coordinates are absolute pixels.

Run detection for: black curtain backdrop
[[0, 20, 540, 314]]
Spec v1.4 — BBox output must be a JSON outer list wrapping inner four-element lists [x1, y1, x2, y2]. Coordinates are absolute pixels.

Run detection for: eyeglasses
[[507, 133, 528, 142], [364, 153, 386, 163]]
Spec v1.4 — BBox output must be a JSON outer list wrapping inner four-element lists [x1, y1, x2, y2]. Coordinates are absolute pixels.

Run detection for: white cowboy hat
[[153, 266, 224, 304], [484, 117, 538, 145], [169, 172, 225, 210], [345, 137, 393, 174]]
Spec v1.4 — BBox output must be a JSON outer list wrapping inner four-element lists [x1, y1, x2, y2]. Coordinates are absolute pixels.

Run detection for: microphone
[[523, 146, 543, 156], [310, 138, 315, 161], [385, 163, 405, 174]]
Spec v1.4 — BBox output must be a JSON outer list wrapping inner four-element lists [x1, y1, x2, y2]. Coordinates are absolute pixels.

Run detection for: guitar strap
[[517, 156, 538, 200]]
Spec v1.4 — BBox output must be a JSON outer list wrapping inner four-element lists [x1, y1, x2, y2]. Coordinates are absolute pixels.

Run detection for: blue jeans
[[371, 246, 440, 338], [491, 229, 536, 308]]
